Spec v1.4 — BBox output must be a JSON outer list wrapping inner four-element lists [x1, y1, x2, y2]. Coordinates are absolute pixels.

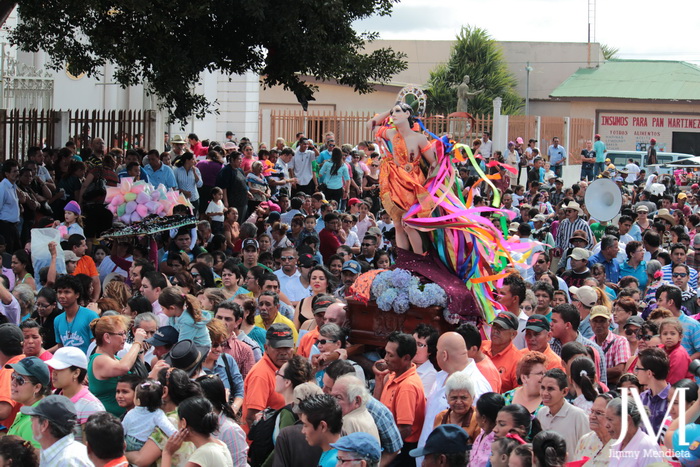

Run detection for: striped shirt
[[662, 263, 699, 289], [174, 166, 203, 201], [595, 331, 631, 369], [216, 413, 248, 466], [555, 217, 595, 251], [551, 333, 608, 385]]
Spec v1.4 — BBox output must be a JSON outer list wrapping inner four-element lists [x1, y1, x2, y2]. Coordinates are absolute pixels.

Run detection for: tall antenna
[[587, 0, 596, 67]]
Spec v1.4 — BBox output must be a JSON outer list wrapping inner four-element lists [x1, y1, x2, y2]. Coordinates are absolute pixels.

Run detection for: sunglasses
[[281, 256, 296, 261], [673, 272, 688, 278], [624, 327, 638, 336], [640, 334, 656, 341], [11, 373, 28, 386], [316, 339, 337, 345]]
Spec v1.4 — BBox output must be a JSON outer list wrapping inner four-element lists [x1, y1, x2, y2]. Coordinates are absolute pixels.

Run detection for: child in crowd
[[512, 185, 525, 207], [296, 215, 319, 248], [659, 318, 693, 384], [115, 375, 142, 418], [490, 436, 525, 467], [158, 286, 212, 346], [122, 379, 177, 450], [57, 200, 84, 239], [205, 187, 226, 235]]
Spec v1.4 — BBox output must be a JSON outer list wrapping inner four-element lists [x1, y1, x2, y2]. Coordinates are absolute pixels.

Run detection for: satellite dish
[[585, 178, 622, 222]]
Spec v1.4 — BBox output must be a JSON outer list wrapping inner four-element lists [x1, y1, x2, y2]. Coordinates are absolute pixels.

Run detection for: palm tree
[[601, 44, 620, 60], [425, 26, 523, 116]]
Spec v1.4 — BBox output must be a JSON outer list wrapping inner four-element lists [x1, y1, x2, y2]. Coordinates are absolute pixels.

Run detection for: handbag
[[83, 168, 107, 202]]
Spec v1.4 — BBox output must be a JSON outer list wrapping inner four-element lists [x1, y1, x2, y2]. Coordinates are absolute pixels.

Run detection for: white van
[[605, 150, 694, 175]]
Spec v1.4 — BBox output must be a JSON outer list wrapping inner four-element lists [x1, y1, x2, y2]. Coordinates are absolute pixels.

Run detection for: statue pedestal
[[346, 299, 455, 347]]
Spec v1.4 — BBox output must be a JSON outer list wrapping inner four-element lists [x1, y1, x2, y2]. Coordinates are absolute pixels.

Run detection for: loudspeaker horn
[[585, 178, 622, 222]]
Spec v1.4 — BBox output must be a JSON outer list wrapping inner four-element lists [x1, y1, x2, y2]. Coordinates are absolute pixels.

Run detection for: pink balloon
[[107, 205, 117, 214], [113, 194, 125, 206], [136, 204, 149, 217], [131, 184, 145, 195], [136, 192, 151, 204]]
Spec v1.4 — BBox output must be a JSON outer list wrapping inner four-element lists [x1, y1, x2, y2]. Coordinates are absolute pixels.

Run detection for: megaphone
[[585, 178, 622, 222]]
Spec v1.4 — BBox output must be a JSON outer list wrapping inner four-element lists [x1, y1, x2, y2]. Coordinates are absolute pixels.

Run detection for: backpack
[[247, 403, 295, 467]]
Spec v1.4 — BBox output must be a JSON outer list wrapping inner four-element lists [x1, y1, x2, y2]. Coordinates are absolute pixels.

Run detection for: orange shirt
[[379, 363, 426, 443], [73, 255, 98, 277], [476, 356, 502, 393], [481, 341, 523, 393], [243, 354, 285, 423], [297, 328, 320, 359], [541, 344, 565, 371], [0, 354, 25, 428]]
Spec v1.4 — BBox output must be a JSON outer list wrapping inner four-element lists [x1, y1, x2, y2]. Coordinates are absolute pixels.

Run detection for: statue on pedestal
[[456, 75, 483, 113]]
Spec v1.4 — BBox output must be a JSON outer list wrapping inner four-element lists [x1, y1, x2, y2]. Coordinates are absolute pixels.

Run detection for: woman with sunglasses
[[311, 324, 347, 387], [7, 356, 52, 448], [88, 315, 148, 416], [624, 321, 659, 374], [201, 320, 244, 415]]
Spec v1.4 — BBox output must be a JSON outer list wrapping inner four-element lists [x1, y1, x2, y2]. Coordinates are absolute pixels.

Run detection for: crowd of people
[[0, 126, 699, 467]]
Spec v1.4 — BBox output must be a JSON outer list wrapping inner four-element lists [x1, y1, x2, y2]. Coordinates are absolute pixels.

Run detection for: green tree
[[425, 26, 522, 116], [601, 44, 620, 60], [6, 0, 406, 123]]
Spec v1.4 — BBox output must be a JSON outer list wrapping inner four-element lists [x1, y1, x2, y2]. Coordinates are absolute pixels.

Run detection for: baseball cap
[[524, 314, 550, 333], [508, 222, 520, 233], [409, 424, 469, 457], [298, 253, 316, 268], [570, 247, 592, 261], [6, 356, 50, 387], [45, 347, 88, 370], [595, 134, 601, 139], [516, 137, 524, 144], [650, 138, 657, 144], [590, 305, 612, 320], [529, 138, 538, 143], [342, 260, 362, 275], [20, 395, 77, 430], [679, 193, 688, 200], [605, 158, 611, 163], [267, 211, 281, 223], [570, 286, 597, 307], [636, 205, 649, 213], [624, 316, 645, 328], [64, 250, 80, 262], [614, 176, 624, 182], [223, 142, 236, 150], [554, 177, 563, 184], [331, 432, 382, 462], [242, 238, 259, 251], [266, 323, 294, 349], [0, 324, 24, 356], [367, 226, 382, 237], [533, 214, 546, 223], [146, 326, 180, 347], [348, 198, 361, 207], [312, 294, 335, 315], [692, 184, 699, 190], [492, 311, 519, 331]]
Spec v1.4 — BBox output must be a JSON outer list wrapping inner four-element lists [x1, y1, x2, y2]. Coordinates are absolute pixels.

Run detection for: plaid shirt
[[596, 331, 631, 369], [217, 413, 248, 466], [366, 396, 403, 454]]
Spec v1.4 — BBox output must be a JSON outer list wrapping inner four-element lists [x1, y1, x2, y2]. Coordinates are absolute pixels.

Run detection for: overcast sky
[[354, 0, 700, 63]]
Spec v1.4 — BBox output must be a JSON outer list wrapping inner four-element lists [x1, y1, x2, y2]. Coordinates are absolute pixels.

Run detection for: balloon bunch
[[105, 178, 192, 224]]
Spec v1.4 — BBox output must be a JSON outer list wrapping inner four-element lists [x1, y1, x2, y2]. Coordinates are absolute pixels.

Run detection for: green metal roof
[[550, 59, 700, 101]]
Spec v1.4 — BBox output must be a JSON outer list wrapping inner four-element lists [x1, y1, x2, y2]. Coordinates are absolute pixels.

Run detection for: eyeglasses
[[624, 328, 638, 336], [634, 367, 648, 372], [281, 256, 296, 261], [211, 342, 225, 349], [673, 272, 688, 278], [108, 331, 127, 338], [316, 339, 337, 345], [11, 373, 28, 386], [36, 303, 52, 309], [275, 370, 285, 377], [640, 334, 656, 341]]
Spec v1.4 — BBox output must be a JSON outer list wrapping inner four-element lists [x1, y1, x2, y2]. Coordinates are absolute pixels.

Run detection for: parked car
[[605, 150, 694, 175]]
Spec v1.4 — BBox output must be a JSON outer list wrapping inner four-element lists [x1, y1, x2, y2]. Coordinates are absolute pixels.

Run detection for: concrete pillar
[[261, 108, 272, 150], [492, 97, 505, 153], [54, 111, 70, 148], [535, 116, 542, 147]]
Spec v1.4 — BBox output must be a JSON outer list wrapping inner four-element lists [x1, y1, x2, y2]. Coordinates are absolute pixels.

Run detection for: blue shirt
[[366, 396, 403, 454], [620, 260, 648, 291], [54, 307, 100, 354], [118, 169, 149, 183], [319, 162, 349, 190], [588, 252, 620, 283], [317, 150, 332, 165], [593, 140, 607, 163], [203, 353, 244, 398], [142, 163, 177, 190], [679, 313, 700, 357], [548, 144, 567, 165], [0, 179, 20, 223], [169, 310, 212, 347], [662, 264, 698, 289], [174, 166, 203, 201]]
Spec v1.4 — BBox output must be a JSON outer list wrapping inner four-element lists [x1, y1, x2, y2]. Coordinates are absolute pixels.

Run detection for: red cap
[[348, 198, 361, 206], [595, 134, 601, 139], [650, 138, 657, 144]]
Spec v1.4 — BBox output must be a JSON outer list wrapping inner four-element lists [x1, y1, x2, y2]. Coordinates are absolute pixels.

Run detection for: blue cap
[[342, 260, 361, 274], [146, 326, 180, 346], [409, 424, 469, 457], [6, 356, 51, 387], [673, 423, 700, 465], [330, 432, 381, 462]]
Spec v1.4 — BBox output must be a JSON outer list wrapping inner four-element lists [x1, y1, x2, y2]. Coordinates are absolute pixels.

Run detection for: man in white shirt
[[624, 159, 641, 184], [289, 138, 318, 196], [27, 395, 93, 467], [480, 132, 493, 160], [416, 332, 492, 461], [274, 247, 311, 304]]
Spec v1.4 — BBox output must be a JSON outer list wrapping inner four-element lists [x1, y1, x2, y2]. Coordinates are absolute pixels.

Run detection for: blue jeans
[[594, 162, 606, 176], [580, 167, 594, 181], [553, 164, 563, 177]]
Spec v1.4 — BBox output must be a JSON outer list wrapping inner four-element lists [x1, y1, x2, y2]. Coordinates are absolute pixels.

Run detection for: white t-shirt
[[205, 199, 225, 222], [345, 230, 360, 249], [625, 163, 641, 183]]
